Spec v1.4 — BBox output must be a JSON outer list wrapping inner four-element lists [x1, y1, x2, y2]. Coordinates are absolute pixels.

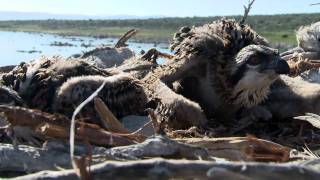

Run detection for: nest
[[1, 14, 320, 180]]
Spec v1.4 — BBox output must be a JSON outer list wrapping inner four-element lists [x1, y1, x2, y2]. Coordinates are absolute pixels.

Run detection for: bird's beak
[[275, 57, 290, 74], [269, 57, 290, 74]]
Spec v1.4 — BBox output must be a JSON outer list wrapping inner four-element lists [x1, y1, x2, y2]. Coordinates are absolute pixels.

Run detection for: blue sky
[[0, 0, 319, 17]]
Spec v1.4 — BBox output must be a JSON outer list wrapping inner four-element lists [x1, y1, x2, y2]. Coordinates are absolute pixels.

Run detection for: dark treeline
[[0, 13, 319, 32]]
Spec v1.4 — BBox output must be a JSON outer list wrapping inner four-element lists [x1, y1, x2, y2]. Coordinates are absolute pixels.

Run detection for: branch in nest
[[239, 0, 256, 25], [15, 158, 320, 180], [287, 58, 320, 77], [94, 97, 130, 133], [0, 105, 137, 147], [37, 122, 137, 147], [114, 29, 138, 48], [178, 136, 292, 162], [141, 48, 174, 64]]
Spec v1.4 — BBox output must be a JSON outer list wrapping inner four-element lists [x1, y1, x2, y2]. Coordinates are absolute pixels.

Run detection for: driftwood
[[0, 136, 206, 174], [0, 136, 302, 174], [109, 136, 210, 160], [0, 142, 75, 173], [14, 158, 320, 180], [0, 104, 299, 162], [38, 123, 136, 147], [0, 135, 304, 176], [0, 140, 130, 174], [0, 105, 137, 147], [177, 137, 292, 162]]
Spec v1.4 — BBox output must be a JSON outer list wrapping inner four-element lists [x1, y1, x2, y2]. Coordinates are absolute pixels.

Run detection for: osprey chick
[[281, 21, 320, 61], [296, 21, 320, 52], [167, 19, 290, 120], [53, 74, 148, 125], [1, 57, 115, 112]]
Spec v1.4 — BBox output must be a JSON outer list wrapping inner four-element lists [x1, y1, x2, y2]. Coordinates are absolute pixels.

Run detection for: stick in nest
[[114, 29, 138, 48], [94, 97, 130, 133], [239, 0, 256, 25], [287, 57, 320, 77], [141, 48, 174, 63]]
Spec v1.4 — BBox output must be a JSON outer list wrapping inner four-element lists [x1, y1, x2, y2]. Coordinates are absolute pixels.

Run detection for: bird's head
[[297, 22, 320, 52], [228, 45, 290, 107]]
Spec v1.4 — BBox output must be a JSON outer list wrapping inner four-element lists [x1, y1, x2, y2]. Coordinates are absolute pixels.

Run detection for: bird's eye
[[248, 56, 260, 66]]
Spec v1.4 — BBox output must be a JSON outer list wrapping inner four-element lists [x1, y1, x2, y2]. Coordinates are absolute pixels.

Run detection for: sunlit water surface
[[0, 31, 170, 66]]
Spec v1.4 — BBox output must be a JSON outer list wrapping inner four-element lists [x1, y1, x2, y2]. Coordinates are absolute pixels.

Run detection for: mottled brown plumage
[[160, 19, 289, 123], [1, 56, 115, 112], [0, 19, 293, 130], [261, 75, 320, 120], [53, 74, 148, 125]]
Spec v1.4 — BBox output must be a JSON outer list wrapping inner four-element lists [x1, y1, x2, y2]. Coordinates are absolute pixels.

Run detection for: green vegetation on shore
[[0, 13, 319, 45]]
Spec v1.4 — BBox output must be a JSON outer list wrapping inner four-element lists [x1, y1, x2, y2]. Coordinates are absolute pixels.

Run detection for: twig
[[239, 0, 256, 25], [287, 57, 320, 77], [114, 29, 138, 48], [141, 48, 174, 63]]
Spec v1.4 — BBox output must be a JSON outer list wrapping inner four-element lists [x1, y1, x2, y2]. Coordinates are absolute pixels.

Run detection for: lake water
[[0, 31, 170, 66]]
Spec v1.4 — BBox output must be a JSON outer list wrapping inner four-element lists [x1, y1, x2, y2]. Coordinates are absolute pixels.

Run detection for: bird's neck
[[229, 70, 275, 108], [209, 63, 274, 108]]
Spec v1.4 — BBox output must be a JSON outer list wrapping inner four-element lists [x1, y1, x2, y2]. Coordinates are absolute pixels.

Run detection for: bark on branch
[[15, 159, 320, 180]]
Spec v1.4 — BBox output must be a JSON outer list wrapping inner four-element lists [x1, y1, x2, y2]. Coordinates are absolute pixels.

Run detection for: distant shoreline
[[1, 13, 319, 49], [0, 29, 171, 44]]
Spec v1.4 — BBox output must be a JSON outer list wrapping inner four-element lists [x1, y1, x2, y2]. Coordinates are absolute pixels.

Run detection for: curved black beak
[[275, 57, 290, 74]]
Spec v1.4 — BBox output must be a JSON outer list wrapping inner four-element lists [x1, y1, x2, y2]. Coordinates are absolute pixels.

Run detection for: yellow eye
[[248, 56, 260, 66]]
